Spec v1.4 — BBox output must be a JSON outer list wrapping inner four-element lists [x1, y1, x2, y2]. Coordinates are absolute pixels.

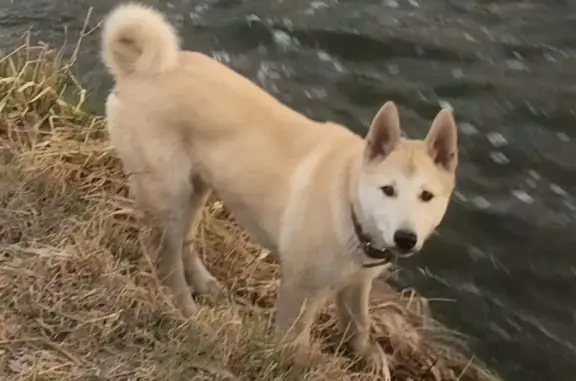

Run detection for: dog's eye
[[381, 185, 396, 197], [420, 190, 434, 202]]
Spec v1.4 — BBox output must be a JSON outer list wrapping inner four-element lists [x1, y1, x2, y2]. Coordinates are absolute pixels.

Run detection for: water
[[1, 1, 575, 380]]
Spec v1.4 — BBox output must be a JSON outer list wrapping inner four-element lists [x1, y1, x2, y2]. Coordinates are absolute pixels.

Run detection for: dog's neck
[[346, 149, 394, 268], [349, 205, 394, 267]]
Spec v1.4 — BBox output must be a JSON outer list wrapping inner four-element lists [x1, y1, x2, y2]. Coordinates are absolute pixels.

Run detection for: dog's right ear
[[425, 108, 458, 172], [364, 101, 401, 162]]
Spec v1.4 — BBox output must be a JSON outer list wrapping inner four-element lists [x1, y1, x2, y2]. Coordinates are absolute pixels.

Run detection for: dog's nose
[[393, 229, 417, 251]]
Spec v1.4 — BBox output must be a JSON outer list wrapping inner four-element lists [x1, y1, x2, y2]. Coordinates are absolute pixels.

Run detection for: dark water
[[1, 1, 575, 380]]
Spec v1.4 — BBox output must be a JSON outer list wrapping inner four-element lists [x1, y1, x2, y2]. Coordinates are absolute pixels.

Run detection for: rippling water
[[1, 1, 575, 380]]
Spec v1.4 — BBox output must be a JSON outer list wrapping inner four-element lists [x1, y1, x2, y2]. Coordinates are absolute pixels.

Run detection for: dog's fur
[[101, 3, 458, 371]]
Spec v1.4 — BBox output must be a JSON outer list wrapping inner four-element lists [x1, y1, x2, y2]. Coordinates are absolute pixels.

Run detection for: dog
[[101, 3, 458, 372]]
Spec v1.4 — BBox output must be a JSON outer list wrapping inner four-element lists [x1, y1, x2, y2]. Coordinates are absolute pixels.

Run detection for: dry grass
[[0, 38, 503, 381]]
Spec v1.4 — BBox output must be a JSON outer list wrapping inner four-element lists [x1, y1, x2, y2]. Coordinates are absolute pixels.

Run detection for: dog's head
[[356, 101, 458, 255]]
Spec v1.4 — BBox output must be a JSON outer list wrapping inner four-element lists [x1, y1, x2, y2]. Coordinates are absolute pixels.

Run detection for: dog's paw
[[170, 291, 199, 318], [357, 343, 392, 380], [193, 276, 228, 303], [162, 272, 200, 318], [180, 298, 199, 317]]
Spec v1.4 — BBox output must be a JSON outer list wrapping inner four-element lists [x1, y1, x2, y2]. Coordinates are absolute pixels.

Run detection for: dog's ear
[[365, 101, 401, 162], [425, 108, 458, 172]]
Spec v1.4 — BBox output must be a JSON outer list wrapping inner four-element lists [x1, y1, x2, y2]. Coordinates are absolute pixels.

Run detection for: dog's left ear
[[365, 101, 401, 162], [425, 108, 458, 172]]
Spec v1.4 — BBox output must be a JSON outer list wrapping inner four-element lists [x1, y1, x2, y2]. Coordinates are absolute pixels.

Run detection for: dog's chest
[[225, 203, 278, 253]]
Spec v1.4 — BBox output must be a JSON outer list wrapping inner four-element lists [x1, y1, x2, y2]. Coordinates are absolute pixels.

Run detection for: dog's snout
[[393, 229, 417, 251]]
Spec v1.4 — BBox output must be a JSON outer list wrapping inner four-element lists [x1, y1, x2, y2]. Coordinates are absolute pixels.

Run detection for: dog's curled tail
[[101, 3, 180, 79]]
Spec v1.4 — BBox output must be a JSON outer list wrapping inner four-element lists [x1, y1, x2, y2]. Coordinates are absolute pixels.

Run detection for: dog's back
[[101, 3, 360, 247]]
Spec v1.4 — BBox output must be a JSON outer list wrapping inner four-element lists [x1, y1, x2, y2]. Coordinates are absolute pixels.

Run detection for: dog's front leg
[[336, 279, 389, 374], [275, 276, 326, 346]]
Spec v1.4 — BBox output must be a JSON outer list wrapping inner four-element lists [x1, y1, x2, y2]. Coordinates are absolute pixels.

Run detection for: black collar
[[351, 206, 395, 268]]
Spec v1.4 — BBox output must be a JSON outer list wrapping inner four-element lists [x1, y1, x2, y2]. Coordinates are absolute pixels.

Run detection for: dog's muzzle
[[350, 207, 416, 268]]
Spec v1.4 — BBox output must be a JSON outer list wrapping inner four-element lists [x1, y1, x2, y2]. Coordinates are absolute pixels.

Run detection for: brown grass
[[0, 37, 503, 381]]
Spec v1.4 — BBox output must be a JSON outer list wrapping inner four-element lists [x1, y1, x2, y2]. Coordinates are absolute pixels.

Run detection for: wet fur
[[101, 3, 459, 373]]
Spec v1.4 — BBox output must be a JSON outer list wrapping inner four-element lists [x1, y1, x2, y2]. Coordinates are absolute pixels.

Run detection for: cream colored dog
[[101, 3, 458, 372]]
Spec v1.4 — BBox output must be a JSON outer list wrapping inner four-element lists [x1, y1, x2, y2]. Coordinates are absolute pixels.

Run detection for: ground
[[0, 41, 502, 381]]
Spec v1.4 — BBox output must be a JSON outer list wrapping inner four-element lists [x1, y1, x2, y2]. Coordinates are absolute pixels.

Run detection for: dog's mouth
[[361, 244, 417, 268], [392, 247, 418, 259]]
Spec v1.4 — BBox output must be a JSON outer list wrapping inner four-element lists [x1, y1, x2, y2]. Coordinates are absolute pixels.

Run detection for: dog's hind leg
[[182, 175, 226, 300], [131, 172, 199, 318]]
